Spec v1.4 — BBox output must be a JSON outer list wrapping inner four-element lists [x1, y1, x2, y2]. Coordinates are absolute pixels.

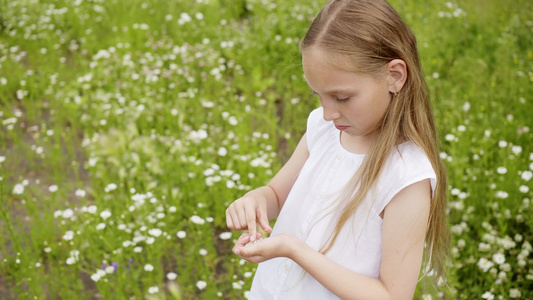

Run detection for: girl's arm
[[234, 179, 431, 300], [226, 133, 309, 240]]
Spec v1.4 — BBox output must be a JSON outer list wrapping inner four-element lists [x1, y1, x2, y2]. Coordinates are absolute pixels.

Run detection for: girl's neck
[[339, 131, 374, 154]]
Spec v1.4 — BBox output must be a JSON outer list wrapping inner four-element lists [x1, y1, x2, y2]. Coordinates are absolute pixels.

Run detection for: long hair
[[299, 0, 450, 281]]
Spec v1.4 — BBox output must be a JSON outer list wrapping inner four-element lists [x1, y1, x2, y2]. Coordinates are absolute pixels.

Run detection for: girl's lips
[[335, 125, 350, 131]]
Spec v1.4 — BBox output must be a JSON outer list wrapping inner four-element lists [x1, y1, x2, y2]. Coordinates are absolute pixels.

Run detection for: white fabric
[[249, 107, 437, 300]]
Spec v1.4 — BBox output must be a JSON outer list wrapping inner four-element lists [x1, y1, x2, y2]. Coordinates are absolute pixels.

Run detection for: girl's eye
[[336, 97, 350, 103]]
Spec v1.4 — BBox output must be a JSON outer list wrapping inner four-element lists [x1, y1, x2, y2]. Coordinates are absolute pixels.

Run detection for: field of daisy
[[0, 0, 531, 299]]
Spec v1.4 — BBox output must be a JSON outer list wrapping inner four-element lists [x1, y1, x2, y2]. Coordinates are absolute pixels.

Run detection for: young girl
[[225, 0, 450, 299]]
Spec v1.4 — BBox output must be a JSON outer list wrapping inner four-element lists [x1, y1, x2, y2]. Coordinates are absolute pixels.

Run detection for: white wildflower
[[232, 282, 243, 289], [228, 116, 238, 126], [87, 205, 97, 214], [511, 145, 522, 155], [219, 232, 232, 240], [492, 253, 505, 265], [144, 264, 154, 272], [66, 257, 77, 265], [62, 209, 74, 219], [509, 288, 521, 298], [104, 183, 117, 192], [218, 147, 228, 156], [196, 280, 207, 290], [63, 231, 74, 241], [445, 134, 457, 142], [190, 215, 205, 225], [478, 257, 494, 272], [148, 228, 162, 237], [495, 191, 508, 199], [197, 129, 208, 139], [481, 291, 494, 300], [226, 180, 236, 189], [521, 170, 532, 181], [100, 210, 111, 220], [75, 189, 86, 197], [496, 167, 507, 174], [91, 273, 101, 282], [12, 183, 24, 194]]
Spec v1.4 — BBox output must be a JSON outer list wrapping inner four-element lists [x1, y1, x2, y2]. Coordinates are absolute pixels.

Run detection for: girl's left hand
[[232, 232, 300, 264]]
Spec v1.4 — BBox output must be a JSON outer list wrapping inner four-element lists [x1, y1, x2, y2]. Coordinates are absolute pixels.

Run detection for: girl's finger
[[226, 208, 239, 230], [232, 207, 247, 230], [246, 208, 258, 241], [225, 209, 235, 229], [235, 204, 248, 230], [238, 244, 263, 258], [236, 232, 251, 246], [257, 210, 272, 233]]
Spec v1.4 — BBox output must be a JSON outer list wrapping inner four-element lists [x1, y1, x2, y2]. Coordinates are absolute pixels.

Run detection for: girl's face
[[302, 48, 392, 151]]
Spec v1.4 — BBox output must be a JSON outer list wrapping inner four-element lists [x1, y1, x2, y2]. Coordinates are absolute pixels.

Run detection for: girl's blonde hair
[[299, 0, 450, 281]]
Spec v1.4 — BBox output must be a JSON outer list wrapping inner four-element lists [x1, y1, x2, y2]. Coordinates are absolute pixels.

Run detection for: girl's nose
[[322, 102, 341, 121]]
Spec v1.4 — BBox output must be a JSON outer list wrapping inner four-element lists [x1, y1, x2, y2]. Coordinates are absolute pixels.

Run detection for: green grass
[[0, 0, 532, 299]]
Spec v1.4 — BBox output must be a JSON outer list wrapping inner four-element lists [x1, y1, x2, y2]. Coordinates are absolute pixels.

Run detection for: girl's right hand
[[226, 190, 273, 242], [232, 232, 301, 264]]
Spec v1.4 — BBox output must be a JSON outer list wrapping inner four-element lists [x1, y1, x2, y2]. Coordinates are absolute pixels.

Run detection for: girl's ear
[[387, 59, 407, 93]]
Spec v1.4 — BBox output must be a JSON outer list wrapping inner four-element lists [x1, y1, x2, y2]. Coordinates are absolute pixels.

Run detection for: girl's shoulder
[[374, 142, 437, 213], [382, 142, 436, 189], [392, 142, 431, 164]]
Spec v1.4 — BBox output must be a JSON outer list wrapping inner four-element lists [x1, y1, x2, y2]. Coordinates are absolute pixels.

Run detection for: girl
[[225, 0, 449, 299]]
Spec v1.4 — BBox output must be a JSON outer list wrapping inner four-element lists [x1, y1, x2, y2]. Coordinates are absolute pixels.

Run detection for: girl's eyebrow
[[306, 82, 352, 95]]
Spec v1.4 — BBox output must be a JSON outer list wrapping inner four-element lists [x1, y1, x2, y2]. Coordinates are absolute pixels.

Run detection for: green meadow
[[0, 0, 531, 298]]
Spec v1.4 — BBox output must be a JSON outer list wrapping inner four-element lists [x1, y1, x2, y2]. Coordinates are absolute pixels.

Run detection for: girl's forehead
[[302, 46, 392, 77], [302, 48, 345, 65], [302, 48, 366, 77], [303, 49, 345, 74], [303, 62, 382, 93]]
